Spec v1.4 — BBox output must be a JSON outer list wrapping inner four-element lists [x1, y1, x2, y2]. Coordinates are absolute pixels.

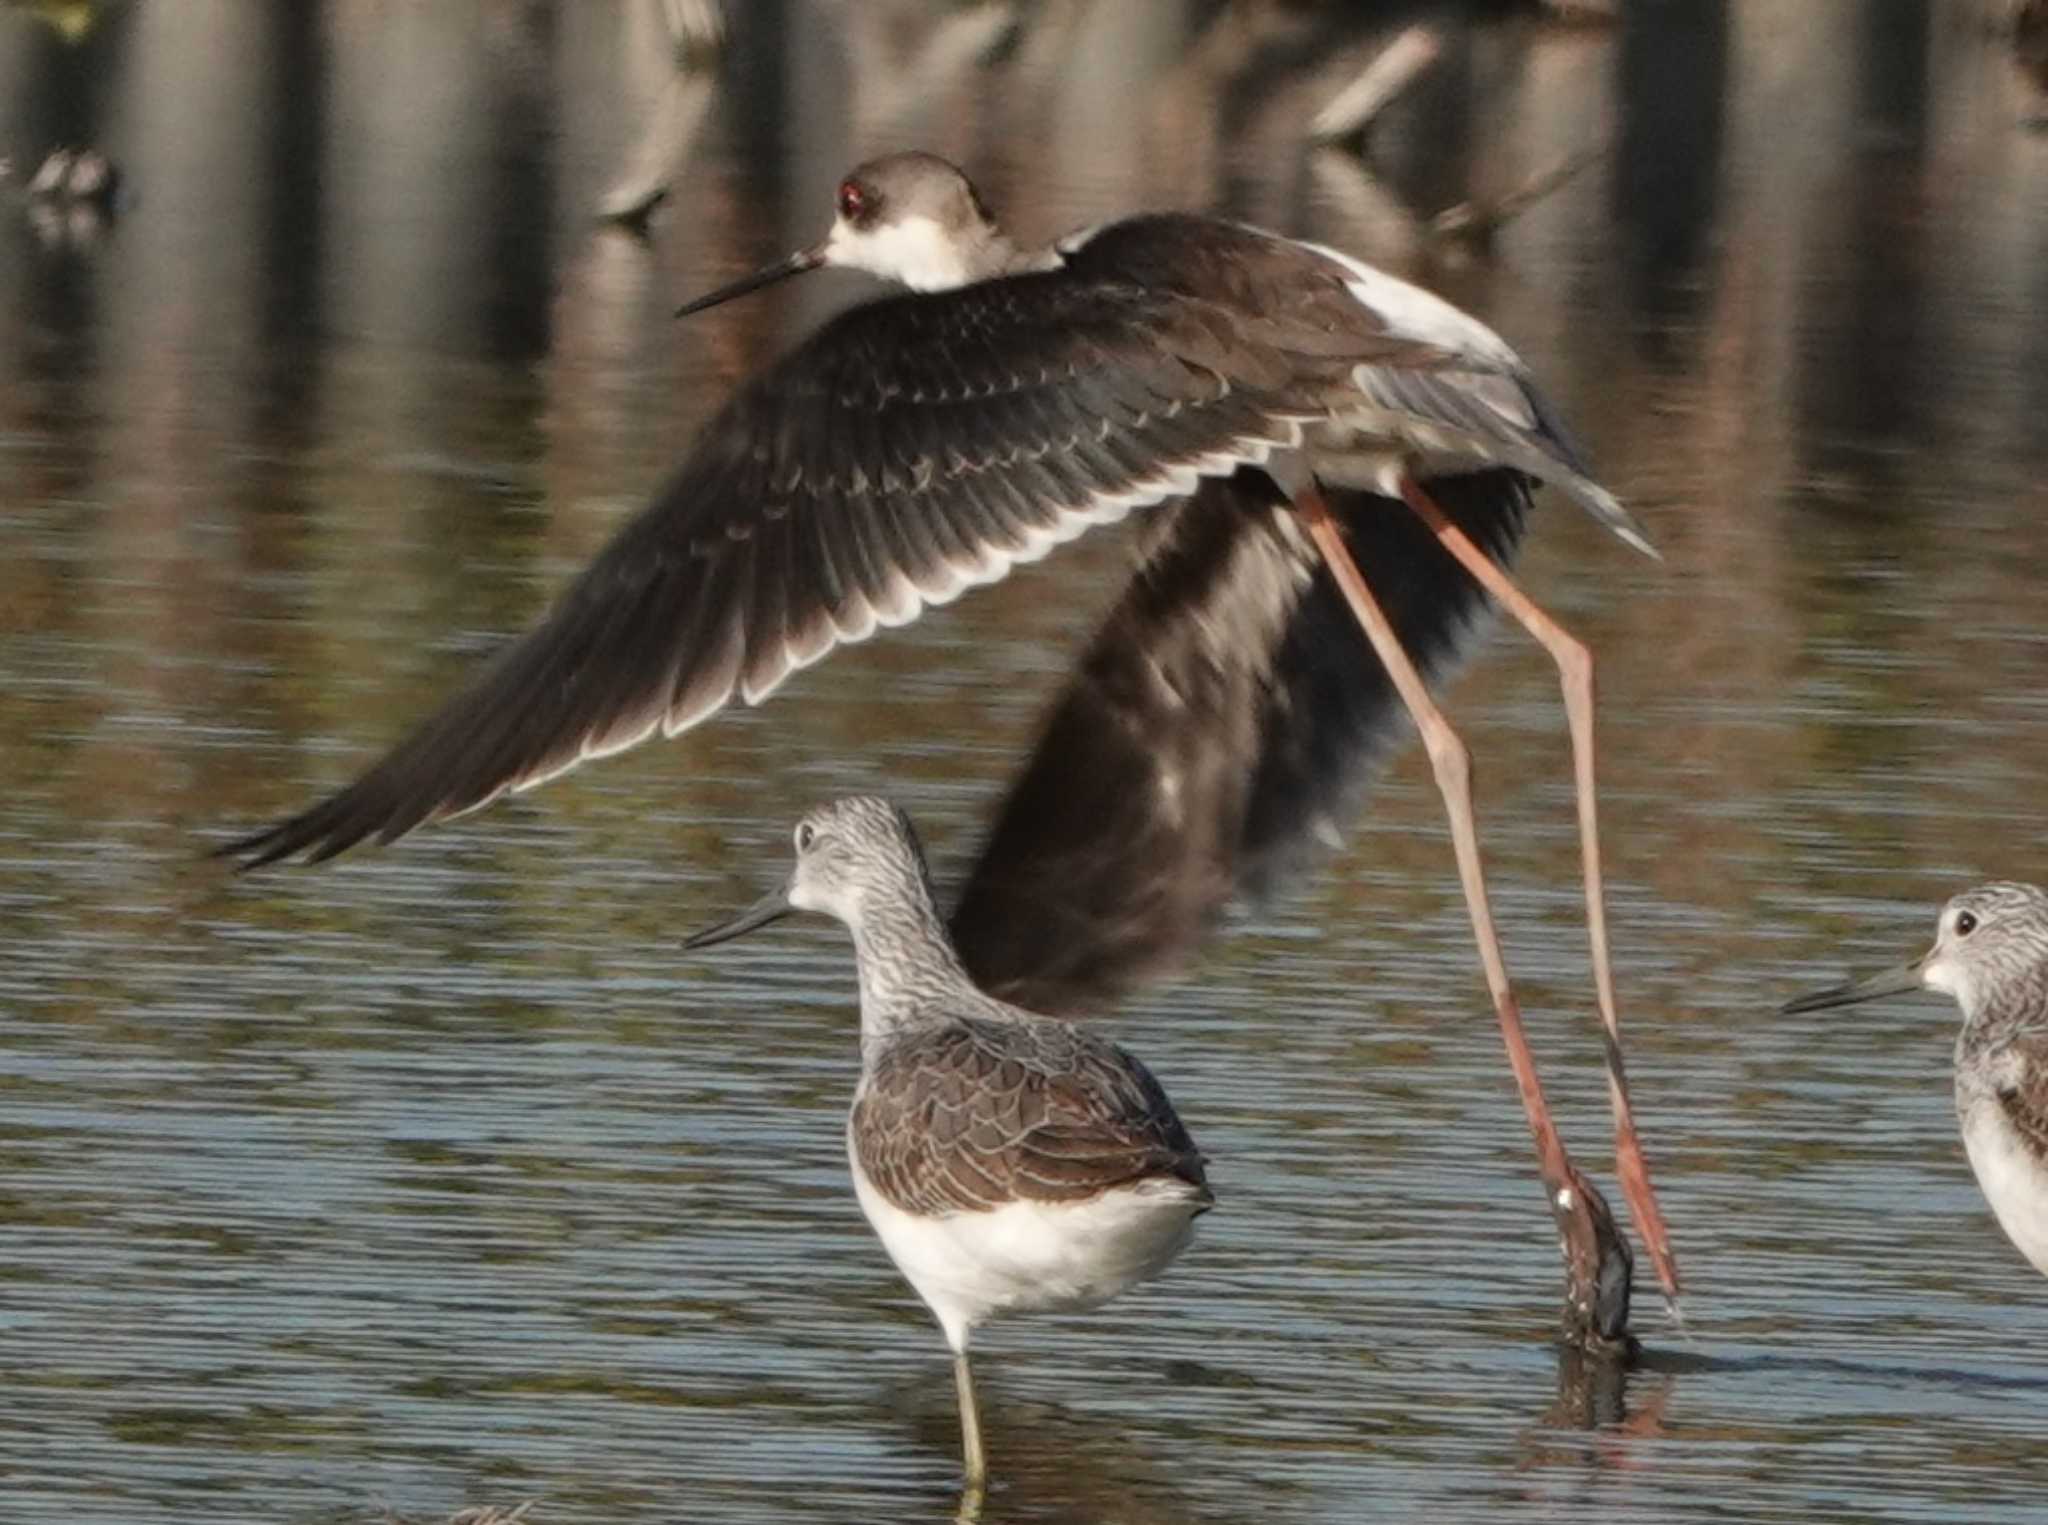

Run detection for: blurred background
[[3, 1, 2048, 1521]]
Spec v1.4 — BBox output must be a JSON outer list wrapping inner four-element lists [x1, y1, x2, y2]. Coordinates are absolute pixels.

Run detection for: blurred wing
[[949, 467, 1532, 1016], [221, 240, 1391, 867]]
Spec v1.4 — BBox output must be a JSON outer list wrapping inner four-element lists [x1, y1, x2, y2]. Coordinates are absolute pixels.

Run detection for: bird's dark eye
[[837, 180, 866, 222], [796, 823, 816, 852], [1956, 911, 1978, 937]]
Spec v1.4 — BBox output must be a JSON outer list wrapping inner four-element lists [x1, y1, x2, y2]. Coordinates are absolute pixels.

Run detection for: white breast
[[847, 1137, 1203, 1352], [826, 214, 977, 292], [1958, 1097, 2048, 1278]]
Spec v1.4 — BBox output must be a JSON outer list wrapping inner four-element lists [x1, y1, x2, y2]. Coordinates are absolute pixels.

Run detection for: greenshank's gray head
[[1787, 885, 2048, 1283], [783, 796, 931, 926], [1783, 881, 2048, 1021], [682, 796, 932, 950]]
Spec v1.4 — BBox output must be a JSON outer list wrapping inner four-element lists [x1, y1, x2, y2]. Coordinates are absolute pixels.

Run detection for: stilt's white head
[[673, 152, 1016, 318], [817, 153, 1010, 292]]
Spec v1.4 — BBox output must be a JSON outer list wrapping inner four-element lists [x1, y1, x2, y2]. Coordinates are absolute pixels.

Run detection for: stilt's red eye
[[837, 180, 866, 221]]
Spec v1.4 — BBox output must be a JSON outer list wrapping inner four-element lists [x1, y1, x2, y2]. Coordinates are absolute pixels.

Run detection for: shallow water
[[4, 2, 2048, 1521]]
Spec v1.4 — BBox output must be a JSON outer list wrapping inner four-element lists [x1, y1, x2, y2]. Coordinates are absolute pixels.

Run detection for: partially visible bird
[[1785, 881, 2048, 1280], [684, 796, 1212, 1494], [24, 146, 119, 205]]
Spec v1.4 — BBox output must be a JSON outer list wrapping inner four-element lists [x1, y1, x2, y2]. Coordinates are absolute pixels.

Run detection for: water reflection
[[1517, 1345, 1674, 1490], [1612, 0, 1726, 329], [4, 1, 2048, 1522]]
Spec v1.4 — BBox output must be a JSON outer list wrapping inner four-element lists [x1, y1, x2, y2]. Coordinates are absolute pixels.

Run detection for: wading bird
[[222, 150, 1675, 1323], [684, 796, 1211, 1493], [1785, 882, 2048, 1280]]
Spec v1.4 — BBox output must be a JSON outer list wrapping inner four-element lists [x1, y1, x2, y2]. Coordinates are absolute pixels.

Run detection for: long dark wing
[[851, 1021, 1208, 1215], [222, 218, 1455, 867], [950, 467, 1531, 1016]]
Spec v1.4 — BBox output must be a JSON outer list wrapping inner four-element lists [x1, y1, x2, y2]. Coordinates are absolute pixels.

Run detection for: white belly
[[1959, 1100, 2048, 1278], [848, 1149, 1203, 1352]]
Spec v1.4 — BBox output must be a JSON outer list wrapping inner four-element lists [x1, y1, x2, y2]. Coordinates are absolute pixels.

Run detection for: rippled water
[[5, 2, 2048, 1521]]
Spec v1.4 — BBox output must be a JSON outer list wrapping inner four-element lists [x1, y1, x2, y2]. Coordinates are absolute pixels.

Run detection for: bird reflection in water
[[888, 1372, 1246, 1525], [1524, 1344, 1677, 1474]]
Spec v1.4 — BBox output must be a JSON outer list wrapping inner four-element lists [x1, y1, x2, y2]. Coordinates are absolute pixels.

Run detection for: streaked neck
[[848, 894, 975, 1054], [1956, 973, 2048, 1089]]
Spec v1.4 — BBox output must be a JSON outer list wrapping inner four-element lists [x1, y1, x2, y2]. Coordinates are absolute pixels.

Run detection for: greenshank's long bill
[[1784, 881, 2048, 1278], [684, 796, 1212, 1492]]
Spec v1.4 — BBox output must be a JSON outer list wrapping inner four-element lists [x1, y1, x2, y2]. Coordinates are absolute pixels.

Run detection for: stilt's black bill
[[674, 247, 825, 318], [683, 886, 794, 951], [1780, 958, 1926, 1015]]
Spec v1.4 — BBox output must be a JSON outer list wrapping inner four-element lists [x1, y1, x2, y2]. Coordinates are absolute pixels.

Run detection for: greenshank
[[683, 796, 1212, 1491], [1784, 881, 2048, 1278]]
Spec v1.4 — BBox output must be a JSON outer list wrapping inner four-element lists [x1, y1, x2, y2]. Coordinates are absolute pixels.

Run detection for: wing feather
[[222, 215, 1599, 866]]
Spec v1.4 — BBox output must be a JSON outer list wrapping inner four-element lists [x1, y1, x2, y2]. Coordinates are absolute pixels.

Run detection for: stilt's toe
[[1551, 1166, 1636, 1354]]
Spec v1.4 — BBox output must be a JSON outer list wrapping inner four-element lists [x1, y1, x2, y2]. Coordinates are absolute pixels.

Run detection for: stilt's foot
[[1550, 1165, 1637, 1355]]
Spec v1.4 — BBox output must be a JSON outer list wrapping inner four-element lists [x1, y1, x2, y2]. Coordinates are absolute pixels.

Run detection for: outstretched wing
[[851, 1019, 1209, 1215], [949, 467, 1532, 1016], [222, 221, 1460, 866]]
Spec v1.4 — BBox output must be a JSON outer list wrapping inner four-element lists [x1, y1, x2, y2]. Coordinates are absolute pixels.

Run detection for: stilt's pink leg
[[1296, 485, 1624, 1328], [1397, 476, 1679, 1307]]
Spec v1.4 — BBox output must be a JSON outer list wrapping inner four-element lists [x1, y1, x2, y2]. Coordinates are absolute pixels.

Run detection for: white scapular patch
[[1295, 236, 1522, 365]]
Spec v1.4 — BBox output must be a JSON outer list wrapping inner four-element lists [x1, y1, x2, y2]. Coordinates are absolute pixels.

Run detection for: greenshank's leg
[[1397, 477, 1680, 1310], [954, 1350, 987, 1496], [1296, 483, 1621, 1332]]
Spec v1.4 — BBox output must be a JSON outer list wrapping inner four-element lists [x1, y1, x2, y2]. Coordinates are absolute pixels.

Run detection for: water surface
[[4, 2, 2048, 1521]]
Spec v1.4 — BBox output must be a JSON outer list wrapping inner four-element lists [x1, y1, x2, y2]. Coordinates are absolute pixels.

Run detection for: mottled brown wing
[[1994, 1031, 2048, 1159], [851, 1021, 1208, 1216]]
